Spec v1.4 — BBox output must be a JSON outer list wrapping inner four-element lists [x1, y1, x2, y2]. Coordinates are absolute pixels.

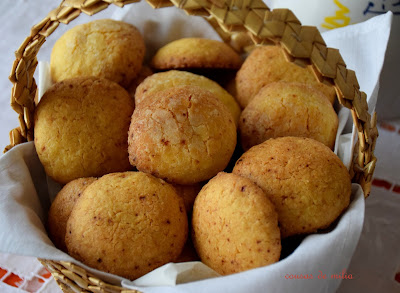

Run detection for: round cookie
[[128, 85, 237, 185], [192, 172, 281, 275], [239, 82, 338, 150], [34, 76, 134, 184], [65, 172, 188, 280], [47, 177, 96, 252], [50, 19, 145, 88], [232, 137, 351, 238], [135, 70, 241, 125], [235, 45, 336, 108], [151, 38, 242, 70]]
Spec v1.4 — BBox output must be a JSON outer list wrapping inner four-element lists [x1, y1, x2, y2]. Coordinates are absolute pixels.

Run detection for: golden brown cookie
[[128, 85, 237, 185], [151, 38, 242, 70], [239, 82, 338, 150], [51, 19, 145, 88], [47, 177, 96, 252], [135, 70, 241, 125], [235, 45, 336, 108], [192, 172, 281, 275], [65, 171, 188, 280], [233, 137, 351, 238], [34, 76, 134, 184]]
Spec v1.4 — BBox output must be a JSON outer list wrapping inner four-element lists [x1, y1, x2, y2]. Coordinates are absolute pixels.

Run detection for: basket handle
[[6, 0, 377, 197]]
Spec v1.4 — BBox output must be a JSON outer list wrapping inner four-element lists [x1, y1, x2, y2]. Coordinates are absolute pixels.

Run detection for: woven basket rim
[[7, 0, 378, 292]]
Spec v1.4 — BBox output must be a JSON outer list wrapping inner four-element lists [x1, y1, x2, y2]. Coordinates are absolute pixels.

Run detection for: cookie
[[235, 45, 336, 108], [34, 76, 134, 184], [128, 85, 237, 185], [135, 70, 241, 125], [51, 19, 145, 88], [65, 171, 188, 280], [47, 177, 96, 252], [151, 38, 242, 70], [233, 137, 351, 238], [239, 82, 338, 150], [192, 172, 281, 275]]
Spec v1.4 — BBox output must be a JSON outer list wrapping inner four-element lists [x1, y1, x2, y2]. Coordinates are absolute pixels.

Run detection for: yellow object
[[135, 70, 241, 126], [151, 38, 242, 70], [192, 172, 281, 275], [66, 171, 188, 280], [50, 19, 145, 88], [233, 137, 352, 238], [322, 0, 351, 30], [129, 85, 237, 185]]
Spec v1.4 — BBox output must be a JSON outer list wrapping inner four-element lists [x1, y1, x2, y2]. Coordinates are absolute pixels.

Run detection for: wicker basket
[[6, 0, 377, 292]]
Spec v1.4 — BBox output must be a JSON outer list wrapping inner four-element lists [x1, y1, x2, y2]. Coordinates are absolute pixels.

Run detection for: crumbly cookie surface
[[235, 46, 336, 108], [239, 82, 338, 150], [134, 70, 241, 125], [50, 19, 145, 88], [192, 172, 281, 275], [47, 177, 96, 252], [34, 76, 134, 184], [151, 38, 242, 70], [65, 171, 188, 280], [233, 137, 351, 238], [128, 85, 237, 185]]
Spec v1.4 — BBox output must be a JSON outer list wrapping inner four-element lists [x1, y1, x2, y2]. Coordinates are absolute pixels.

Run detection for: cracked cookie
[[150, 38, 242, 70], [34, 76, 134, 184], [128, 85, 237, 185], [235, 45, 336, 108], [233, 137, 351, 238], [134, 70, 241, 125], [65, 171, 188, 280], [239, 82, 338, 151], [192, 172, 281, 275], [47, 177, 97, 252], [50, 19, 145, 88]]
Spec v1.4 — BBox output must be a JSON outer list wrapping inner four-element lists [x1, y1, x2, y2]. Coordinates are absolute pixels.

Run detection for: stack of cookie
[[38, 18, 351, 280]]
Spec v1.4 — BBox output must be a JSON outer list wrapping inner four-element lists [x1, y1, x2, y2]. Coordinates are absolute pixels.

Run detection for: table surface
[[0, 1, 399, 292]]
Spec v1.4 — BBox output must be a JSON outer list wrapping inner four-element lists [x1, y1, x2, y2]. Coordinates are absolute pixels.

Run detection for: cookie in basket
[[150, 38, 242, 70], [235, 45, 336, 108], [34, 76, 134, 184], [128, 85, 237, 185], [65, 171, 188, 280], [192, 172, 281, 275], [239, 82, 338, 150], [233, 137, 351, 238], [50, 19, 145, 88], [134, 70, 241, 125], [47, 177, 97, 252]]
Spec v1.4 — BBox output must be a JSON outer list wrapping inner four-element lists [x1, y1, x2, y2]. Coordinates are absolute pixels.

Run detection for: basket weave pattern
[[7, 0, 377, 292]]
